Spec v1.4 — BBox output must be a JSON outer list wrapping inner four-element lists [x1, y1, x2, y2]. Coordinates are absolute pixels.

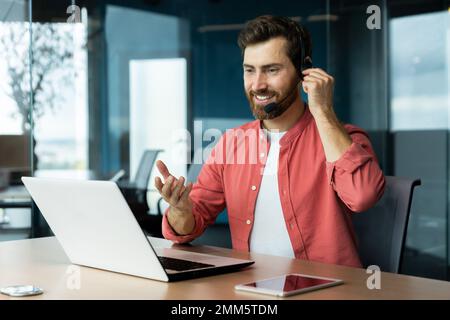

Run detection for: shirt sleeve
[[162, 136, 227, 243], [325, 125, 386, 213]]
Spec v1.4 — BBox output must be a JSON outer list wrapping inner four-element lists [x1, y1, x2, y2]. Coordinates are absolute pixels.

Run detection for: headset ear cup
[[302, 56, 313, 70], [300, 57, 312, 80]]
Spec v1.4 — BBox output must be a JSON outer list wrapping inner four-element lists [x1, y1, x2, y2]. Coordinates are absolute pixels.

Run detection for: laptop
[[21, 176, 254, 282]]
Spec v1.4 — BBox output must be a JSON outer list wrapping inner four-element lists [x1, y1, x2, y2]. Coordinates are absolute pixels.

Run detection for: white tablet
[[235, 273, 343, 297]]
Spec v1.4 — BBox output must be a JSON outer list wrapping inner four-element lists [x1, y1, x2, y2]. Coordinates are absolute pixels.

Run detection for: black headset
[[296, 23, 313, 78]]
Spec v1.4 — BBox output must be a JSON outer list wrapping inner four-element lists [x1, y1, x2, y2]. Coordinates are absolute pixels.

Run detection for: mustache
[[248, 90, 278, 97]]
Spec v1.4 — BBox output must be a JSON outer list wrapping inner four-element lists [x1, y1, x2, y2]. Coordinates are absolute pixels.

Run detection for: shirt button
[[251, 185, 256, 191], [290, 223, 294, 229], [246, 219, 252, 225], [260, 153, 265, 158]]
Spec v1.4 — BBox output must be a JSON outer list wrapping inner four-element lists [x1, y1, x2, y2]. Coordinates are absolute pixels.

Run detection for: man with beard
[[154, 15, 385, 268]]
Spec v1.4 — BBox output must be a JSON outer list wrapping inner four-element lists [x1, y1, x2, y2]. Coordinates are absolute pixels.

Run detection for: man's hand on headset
[[301, 68, 335, 120]]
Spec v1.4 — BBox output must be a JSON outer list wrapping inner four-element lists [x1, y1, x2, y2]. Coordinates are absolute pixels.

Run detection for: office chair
[[351, 176, 421, 274], [116, 149, 162, 236]]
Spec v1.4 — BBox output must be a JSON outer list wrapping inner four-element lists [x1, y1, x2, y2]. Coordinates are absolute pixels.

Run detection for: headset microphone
[[263, 102, 277, 114], [263, 77, 302, 114]]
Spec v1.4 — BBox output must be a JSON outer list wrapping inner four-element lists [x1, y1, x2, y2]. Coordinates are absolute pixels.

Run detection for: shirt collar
[[256, 104, 312, 146]]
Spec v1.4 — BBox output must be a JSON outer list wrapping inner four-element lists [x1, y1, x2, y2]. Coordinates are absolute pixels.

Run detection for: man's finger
[[302, 81, 316, 93], [170, 176, 185, 205], [156, 160, 171, 179], [161, 176, 174, 199], [174, 176, 186, 196], [303, 75, 322, 83], [302, 80, 316, 87], [302, 67, 327, 76], [304, 72, 327, 82], [180, 182, 193, 201], [312, 68, 330, 77], [155, 176, 163, 192]]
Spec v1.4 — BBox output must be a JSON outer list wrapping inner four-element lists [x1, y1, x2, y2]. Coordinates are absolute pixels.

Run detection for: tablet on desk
[[235, 273, 344, 297]]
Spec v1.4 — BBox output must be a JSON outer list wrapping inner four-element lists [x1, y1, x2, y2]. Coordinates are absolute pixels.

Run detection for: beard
[[246, 82, 299, 120]]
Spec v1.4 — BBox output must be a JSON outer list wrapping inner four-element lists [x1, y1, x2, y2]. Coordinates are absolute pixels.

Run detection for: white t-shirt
[[249, 129, 295, 258]]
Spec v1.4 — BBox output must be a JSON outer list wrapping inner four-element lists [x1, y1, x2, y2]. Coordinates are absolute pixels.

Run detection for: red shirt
[[162, 106, 385, 268]]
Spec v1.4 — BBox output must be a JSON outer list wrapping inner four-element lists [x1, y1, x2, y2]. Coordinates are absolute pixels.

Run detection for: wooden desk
[[0, 237, 449, 300]]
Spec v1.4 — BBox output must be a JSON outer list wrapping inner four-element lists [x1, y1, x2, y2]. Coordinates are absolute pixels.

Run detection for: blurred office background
[[0, 0, 449, 281]]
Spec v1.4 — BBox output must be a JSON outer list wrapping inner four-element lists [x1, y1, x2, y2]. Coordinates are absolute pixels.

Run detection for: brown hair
[[237, 15, 312, 76]]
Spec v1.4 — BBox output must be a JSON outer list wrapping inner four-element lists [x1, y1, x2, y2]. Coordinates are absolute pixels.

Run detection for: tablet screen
[[248, 274, 336, 291], [236, 274, 343, 296]]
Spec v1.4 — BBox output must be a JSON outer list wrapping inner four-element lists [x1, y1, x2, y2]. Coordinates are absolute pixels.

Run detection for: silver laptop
[[21, 176, 254, 282]]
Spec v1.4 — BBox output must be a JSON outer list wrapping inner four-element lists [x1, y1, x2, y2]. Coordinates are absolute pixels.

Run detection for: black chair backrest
[[134, 149, 162, 189], [351, 176, 421, 273]]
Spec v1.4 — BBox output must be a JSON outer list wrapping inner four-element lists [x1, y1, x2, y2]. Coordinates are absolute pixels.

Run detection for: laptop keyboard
[[158, 256, 215, 271]]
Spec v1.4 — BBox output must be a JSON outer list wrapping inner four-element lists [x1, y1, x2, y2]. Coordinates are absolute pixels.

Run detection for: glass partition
[[28, 1, 89, 236], [388, 5, 450, 280], [0, 0, 32, 241], [328, 0, 450, 280]]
